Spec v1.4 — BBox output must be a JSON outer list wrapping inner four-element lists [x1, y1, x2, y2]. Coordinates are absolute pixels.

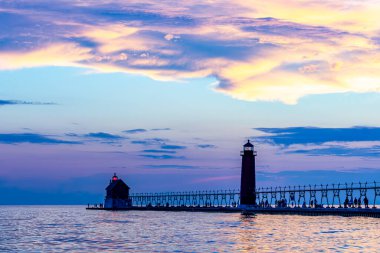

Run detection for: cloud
[[123, 128, 147, 134], [0, 133, 81, 144], [143, 164, 196, 169], [2, 1, 380, 103], [65, 133, 80, 137], [0, 99, 55, 106], [285, 146, 380, 157], [142, 149, 176, 154], [131, 140, 150, 145], [84, 132, 124, 139], [161, 144, 187, 150], [139, 154, 185, 159], [131, 138, 168, 146], [197, 144, 216, 149], [254, 126, 380, 158], [255, 127, 380, 146], [151, 128, 171, 131], [123, 128, 170, 134]]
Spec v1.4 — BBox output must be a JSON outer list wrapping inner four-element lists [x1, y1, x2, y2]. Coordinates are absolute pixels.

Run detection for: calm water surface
[[0, 206, 379, 252]]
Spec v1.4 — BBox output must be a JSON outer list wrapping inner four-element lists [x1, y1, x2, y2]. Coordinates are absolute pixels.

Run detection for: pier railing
[[129, 181, 380, 208]]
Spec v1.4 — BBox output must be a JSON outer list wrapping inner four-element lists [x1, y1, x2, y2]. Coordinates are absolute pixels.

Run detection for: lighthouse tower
[[240, 140, 257, 207]]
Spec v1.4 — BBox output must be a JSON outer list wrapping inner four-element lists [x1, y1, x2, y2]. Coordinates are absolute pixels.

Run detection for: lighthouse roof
[[244, 140, 253, 147], [106, 173, 130, 192], [106, 178, 130, 191]]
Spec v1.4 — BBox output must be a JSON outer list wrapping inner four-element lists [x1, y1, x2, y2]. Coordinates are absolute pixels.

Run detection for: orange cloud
[[1, 0, 380, 103]]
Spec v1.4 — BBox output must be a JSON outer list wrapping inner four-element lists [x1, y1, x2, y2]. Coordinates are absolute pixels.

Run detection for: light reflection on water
[[0, 206, 379, 252]]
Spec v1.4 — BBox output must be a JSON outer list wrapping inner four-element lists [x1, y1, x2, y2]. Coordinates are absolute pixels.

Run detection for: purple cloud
[[0, 133, 81, 145], [123, 128, 147, 134], [197, 144, 216, 149], [143, 164, 196, 169], [161, 144, 187, 150], [140, 154, 185, 160], [142, 149, 176, 154], [84, 132, 124, 139]]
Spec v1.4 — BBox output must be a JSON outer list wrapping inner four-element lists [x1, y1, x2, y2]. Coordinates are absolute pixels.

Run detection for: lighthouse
[[240, 140, 257, 207], [104, 173, 131, 209]]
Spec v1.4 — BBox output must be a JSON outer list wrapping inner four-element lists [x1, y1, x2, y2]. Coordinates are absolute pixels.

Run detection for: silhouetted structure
[[240, 140, 257, 206], [104, 173, 131, 208], [87, 142, 380, 217]]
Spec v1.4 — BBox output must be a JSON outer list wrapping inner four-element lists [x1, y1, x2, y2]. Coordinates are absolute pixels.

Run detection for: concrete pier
[[86, 206, 380, 218]]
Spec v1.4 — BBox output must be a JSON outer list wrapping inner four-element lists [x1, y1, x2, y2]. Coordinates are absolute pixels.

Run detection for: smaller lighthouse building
[[104, 173, 131, 209]]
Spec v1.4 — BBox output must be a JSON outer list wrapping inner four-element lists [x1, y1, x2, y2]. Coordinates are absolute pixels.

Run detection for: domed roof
[[243, 140, 253, 147]]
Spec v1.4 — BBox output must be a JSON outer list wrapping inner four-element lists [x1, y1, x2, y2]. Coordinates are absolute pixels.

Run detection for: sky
[[1, 0, 380, 204]]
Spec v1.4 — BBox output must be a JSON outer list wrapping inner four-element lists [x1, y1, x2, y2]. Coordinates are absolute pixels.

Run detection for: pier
[[88, 181, 380, 218], [87, 141, 380, 217]]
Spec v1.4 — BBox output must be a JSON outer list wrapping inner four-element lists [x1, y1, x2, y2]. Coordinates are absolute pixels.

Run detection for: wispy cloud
[[131, 138, 168, 146], [123, 128, 147, 134], [131, 140, 150, 145], [84, 132, 124, 139], [254, 126, 380, 158], [0, 133, 81, 145], [161, 144, 186, 150], [197, 144, 216, 149], [142, 149, 176, 154], [140, 154, 185, 160], [124, 128, 171, 134], [0, 99, 55, 106], [285, 146, 380, 157], [143, 164, 196, 169], [151, 128, 171, 131], [255, 127, 380, 146], [2, 1, 380, 103]]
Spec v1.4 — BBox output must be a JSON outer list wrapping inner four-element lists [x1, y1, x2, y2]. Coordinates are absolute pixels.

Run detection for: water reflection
[[0, 206, 379, 252]]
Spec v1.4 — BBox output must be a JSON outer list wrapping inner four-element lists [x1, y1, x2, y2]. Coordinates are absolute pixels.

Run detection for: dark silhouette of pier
[[87, 141, 380, 217], [128, 181, 380, 209]]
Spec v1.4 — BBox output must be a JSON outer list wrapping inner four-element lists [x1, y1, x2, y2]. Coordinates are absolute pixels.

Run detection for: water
[[0, 206, 379, 252]]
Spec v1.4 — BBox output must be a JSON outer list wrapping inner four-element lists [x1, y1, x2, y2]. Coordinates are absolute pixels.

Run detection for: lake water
[[0, 206, 379, 252]]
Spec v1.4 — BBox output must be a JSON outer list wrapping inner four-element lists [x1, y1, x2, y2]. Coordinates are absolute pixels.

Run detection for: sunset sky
[[1, 0, 380, 204]]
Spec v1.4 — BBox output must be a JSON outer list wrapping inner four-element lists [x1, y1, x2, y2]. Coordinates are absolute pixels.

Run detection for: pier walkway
[[86, 206, 380, 218]]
